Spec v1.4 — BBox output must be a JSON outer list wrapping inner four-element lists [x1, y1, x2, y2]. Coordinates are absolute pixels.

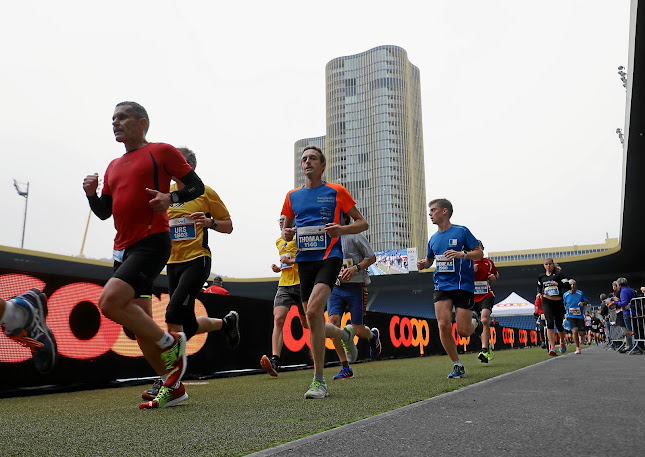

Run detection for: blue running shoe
[[447, 364, 466, 379], [369, 327, 381, 359], [332, 366, 354, 380], [3, 289, 57, 373], [560, 341, 566, 354]]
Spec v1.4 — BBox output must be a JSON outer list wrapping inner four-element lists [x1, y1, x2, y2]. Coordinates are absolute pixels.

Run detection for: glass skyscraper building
[[294, 45, 427, 253]]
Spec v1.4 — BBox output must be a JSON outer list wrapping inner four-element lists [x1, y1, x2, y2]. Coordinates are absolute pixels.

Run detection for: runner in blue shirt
[[563, 279, 588, 354], [417, 198, 484, 379]]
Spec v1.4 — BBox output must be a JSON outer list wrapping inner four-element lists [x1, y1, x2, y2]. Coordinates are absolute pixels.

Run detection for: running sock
[[367, 328, 374, 340], [314, 373, 324, 383], [453, 360, 463, 367], [271, 355, 280, 363], [156, 332, 175, 349], [0, 299, 30, 330], [342, 361, 349, 369]]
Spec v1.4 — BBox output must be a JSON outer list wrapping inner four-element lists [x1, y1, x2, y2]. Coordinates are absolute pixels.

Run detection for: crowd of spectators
[[533, 264, 644, 354]]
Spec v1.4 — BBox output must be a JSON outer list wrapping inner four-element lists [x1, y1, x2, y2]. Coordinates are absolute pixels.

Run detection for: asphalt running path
[[252, 345, 645, 456]]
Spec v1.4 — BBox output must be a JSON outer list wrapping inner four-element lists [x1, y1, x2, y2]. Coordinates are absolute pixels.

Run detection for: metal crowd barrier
[[606, 307, 625, 350], [627, 297, 645, 354]]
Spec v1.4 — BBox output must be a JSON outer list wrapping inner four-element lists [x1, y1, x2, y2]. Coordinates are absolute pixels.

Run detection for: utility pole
[[13, 180, 29, 249]]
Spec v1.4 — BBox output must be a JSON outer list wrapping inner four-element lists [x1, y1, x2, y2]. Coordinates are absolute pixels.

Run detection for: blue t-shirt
[[426, 224, 479, 292], [282, 182, 356, 262], [563, 319, 572, 331], [563, 290, 587, 319]]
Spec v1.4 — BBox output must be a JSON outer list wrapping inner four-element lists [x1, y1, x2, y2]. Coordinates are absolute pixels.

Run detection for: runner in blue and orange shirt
[[281, 145, 368, 399]]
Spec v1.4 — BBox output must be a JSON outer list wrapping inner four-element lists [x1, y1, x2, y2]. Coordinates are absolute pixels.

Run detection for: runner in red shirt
[[83, 101, 204, 409], [474, 241, 498, 363]]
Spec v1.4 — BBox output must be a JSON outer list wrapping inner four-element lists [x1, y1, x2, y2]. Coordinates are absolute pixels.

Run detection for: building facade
[[294, 136, 326, 189], [294, 45, 427, 253]]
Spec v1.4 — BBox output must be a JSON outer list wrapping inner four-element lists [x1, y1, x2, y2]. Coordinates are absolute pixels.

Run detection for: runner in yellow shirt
[[260, 215, 308, 376], [140, 147, 239, 408]]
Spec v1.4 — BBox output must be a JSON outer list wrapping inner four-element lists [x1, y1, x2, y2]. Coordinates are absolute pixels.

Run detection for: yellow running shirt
[[276, 237, 299, 287], [167, 183, 231, 264]]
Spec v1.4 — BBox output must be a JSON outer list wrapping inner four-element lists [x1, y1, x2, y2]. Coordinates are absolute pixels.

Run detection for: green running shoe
[[342, 324, 358, 363], [139, 383, 188, 409], [304, 379, 328, 399], [161, 332, 187, 387]]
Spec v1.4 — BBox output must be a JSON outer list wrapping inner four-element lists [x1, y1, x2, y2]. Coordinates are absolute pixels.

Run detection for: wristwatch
[[462, 251, 468, 259], [356, 264, 362, 272], [210, 219, 218, 230]]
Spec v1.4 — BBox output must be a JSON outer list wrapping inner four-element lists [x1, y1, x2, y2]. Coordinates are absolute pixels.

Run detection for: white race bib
[[112, 249, 124, 262], [169, 217, 197, 242], [435, 255, 455, 273], [280, 253, 293, 270], [544, 285, 559, 296], [296, 226, 327, 251], [569, 307, 582, 316], [474, 281, 489, 295]]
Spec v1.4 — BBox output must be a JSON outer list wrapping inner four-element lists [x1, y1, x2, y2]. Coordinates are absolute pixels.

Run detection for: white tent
[[491, 292, 535, 317]]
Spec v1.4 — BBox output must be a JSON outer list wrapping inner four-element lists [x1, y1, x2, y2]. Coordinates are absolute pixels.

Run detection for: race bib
[[280, 253, 292, 270], [474, 281, 489, 295], [544, 285, 559, 296], [169, 217, 196, 242], [569, 307, 582, 316], [296, 226, 327, 251], [112, 249, 124, 262], [435, 255, 455, 273]]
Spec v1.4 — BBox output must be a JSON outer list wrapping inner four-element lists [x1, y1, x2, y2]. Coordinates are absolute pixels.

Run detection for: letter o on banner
[[399, 317, 413, 347], [390, 315, 401, 348], [283, 305, 309, 353], [48, 282, 121, 359]]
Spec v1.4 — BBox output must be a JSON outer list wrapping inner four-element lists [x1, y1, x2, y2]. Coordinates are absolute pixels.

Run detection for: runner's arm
[[87, 194, 112, 220], [170, 169, 205, 204]]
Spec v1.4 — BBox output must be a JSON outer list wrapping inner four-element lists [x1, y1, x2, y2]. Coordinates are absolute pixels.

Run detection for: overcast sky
[[1, 0, 630, 278]]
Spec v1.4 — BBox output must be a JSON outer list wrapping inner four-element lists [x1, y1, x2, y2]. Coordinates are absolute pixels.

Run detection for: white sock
[[156, 332, 175, 349], [454, 360, 463, 367], [0, 299, 30, 330]]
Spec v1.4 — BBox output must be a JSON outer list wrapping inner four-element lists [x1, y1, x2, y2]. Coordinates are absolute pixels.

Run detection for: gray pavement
[[252, 345, 645, 456]]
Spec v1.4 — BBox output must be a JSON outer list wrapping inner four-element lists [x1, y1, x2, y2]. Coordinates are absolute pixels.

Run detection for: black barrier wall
[[1, 266, 538, 391]]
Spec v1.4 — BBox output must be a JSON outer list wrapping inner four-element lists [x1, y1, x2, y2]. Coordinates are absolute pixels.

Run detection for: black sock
[[342, 361, 349, 368], [271, 355, 280, 363]]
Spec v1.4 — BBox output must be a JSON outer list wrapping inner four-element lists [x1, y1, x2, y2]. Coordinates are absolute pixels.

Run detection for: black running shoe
[[222, 311, 240, 349], [141, 378, 163, 401]]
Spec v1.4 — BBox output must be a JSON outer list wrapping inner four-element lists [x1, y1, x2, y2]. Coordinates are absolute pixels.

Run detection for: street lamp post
[[13, 180, 29, 249]]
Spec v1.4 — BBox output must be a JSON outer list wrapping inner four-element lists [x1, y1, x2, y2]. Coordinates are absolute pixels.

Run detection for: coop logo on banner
[[0, 273, 208, 363], [389, 315, 429, 355], [282, 305, 357, 352]]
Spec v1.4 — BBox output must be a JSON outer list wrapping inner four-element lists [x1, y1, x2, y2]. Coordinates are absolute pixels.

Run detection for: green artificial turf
[[0, 346, 556, 456]]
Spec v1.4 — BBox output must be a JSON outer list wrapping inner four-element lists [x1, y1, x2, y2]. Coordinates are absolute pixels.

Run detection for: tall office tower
[[294, 45, 426, 252], [294, 136, 326, 188]]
